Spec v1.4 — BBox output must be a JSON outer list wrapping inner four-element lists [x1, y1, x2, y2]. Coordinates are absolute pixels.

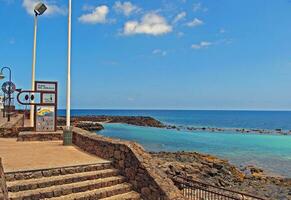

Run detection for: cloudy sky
[[1, 0, 291, 110]]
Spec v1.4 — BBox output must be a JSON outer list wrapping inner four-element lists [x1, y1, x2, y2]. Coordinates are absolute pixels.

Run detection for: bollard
[[63, 126, 73, 146]]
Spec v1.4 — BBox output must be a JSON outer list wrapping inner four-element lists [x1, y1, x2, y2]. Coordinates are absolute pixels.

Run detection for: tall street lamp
[[63, 0, 72, 145], [30, 2, 47, 127], [0, 67, 12, 122]]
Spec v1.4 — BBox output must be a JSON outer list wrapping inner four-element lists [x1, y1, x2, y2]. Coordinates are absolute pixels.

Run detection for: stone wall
[[73, 127, 185, 200], [0, 158, 8, 200], [17, 131, 63, 142]]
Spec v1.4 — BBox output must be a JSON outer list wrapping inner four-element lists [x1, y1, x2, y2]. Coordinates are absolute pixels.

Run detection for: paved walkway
[[0, 138, 109, 172]]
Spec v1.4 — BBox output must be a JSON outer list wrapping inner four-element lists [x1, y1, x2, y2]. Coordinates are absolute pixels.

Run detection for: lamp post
[[0, 67, 12, 122], [30, 2, 47, 127], [63, 0, 72, 145], [67, 0, 72, 128]]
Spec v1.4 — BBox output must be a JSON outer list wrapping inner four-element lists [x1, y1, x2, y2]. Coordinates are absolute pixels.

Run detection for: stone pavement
[[0, 138, 109, 173]]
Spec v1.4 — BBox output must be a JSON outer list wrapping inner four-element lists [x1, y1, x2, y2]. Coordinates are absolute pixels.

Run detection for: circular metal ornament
[[2, 81, 16, 94]]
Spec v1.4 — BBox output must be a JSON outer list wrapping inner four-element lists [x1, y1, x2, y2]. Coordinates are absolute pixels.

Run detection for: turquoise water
[[57, 109, 291, 177], [100, 123, 291, 177]]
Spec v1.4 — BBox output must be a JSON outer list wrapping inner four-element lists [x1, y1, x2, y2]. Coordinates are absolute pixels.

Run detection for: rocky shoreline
[[151, 151, 291, 199], [58, 115, 291, 199], [58, 115, 291, 136], [58, 115, 165, 131], [166, 125, 291, 136]]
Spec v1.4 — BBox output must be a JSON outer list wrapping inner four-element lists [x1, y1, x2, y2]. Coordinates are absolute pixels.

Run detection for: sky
[[1, 0, 291, 110]]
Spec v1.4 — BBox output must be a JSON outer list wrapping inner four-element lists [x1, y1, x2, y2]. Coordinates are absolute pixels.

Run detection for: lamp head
[[34, 2, 47, 16], [0, 72, 5, 80]]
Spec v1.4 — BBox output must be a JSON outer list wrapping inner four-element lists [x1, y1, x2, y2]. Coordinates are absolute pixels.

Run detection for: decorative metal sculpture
[[1, 81, 16, 121], [2, 81, 16, 94]]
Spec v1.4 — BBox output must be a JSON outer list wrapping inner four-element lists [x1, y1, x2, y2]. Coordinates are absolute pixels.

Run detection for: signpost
[[1, 81, 16, 121], [17, 81, 58, 132], [35, 81, 57, 132]]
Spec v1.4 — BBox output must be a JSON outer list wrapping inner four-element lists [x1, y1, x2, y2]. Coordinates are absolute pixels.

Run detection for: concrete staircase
[[5, 163, 141, 200]]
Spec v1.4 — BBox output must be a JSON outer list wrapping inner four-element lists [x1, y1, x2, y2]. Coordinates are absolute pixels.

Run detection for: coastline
[[56, 115, 291, 198], [58, 115, 291, 136]]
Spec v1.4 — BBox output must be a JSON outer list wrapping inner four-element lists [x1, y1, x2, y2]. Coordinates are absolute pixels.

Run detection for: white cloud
[[193, 2, 208, 12], [123, 13, 172, 36], [114, 1, 139, 16], [186, 18, 203, 27], [191, 41, 212, 49], [173, 11, 186, 24], [152, 49, 167, 56], [22, 0, 66, 16], [191, 39, 232, 49], [79, 5, 110, 24]]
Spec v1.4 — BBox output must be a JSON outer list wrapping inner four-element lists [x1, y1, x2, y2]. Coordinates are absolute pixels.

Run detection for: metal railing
[[170, 175, 267, 200]]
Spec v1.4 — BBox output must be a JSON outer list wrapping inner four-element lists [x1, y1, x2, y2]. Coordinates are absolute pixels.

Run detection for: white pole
[[30, 14, 38, 127], [66, 0, 72, 128]]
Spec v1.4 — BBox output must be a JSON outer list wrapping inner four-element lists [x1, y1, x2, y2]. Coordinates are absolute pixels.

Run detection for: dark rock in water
[[75, 122, 104, 131], [58, 115, 166, 128], [57, 117, 104, 131]]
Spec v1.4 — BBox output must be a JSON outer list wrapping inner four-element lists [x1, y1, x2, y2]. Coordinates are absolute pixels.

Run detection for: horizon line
[[56, 108, 291, 112]]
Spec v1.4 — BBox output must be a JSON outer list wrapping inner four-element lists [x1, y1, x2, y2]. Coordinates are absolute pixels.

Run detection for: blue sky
[[1, 0, 291, 110]]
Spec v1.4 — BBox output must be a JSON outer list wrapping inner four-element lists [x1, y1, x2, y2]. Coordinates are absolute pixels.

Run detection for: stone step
[[8, 176, 125, 200], [45, 183, 133, 200], [100, 191, 142, 200], [7, 168, 119, 192], [5, 162, 112, 181]]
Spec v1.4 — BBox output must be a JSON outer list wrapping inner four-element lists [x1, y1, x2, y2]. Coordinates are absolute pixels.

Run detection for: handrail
[[169, 174, 267, 200]]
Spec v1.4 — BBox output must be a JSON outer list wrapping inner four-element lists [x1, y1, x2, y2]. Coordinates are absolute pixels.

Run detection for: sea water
[[58, 110, 291, 177], [59, 109, 291, 130]]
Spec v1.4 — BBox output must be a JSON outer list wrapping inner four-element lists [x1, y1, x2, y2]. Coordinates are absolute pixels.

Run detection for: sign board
[[36, 82, 56, 92], [43, 93, 55, 104], [35, 106, 55, 132], [35, 81, 58, 132], [16, 81, 58, 132]]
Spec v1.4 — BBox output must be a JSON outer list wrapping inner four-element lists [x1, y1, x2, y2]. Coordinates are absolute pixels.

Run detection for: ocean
[[58, 109, 291, 177]]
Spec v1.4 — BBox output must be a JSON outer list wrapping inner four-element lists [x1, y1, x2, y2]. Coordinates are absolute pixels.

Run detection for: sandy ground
[[0, 138, 109, 172]]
